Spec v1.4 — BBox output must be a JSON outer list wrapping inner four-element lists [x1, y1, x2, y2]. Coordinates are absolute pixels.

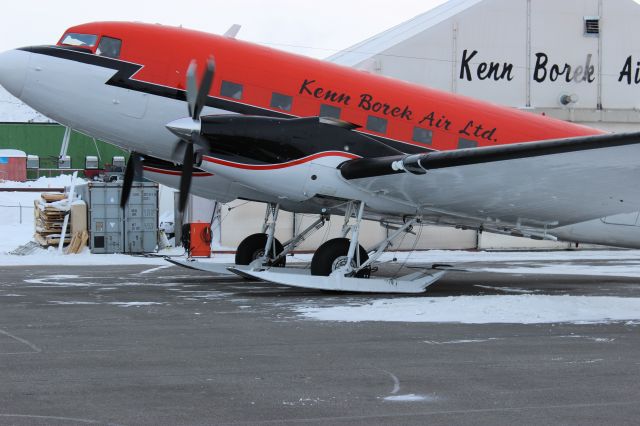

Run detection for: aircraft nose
[[0, 49, 30, 98]]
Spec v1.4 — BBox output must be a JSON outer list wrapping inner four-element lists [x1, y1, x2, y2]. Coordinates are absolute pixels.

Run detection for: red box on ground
[[189, 222, 212, 258]]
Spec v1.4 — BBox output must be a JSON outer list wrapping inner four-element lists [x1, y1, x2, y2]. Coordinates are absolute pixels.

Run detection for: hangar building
[[330, 0, 640, 134]]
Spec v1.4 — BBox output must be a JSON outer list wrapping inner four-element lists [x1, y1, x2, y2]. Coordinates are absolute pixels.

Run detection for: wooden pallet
[[35, 233, 71, 247], [65, 231, 89, 254], [34, 194, 71, 247], [41, 193, 67, 202]]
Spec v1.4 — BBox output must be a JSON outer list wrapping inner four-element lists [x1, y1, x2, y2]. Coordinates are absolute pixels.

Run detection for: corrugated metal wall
[[0, 123, 127, 172]]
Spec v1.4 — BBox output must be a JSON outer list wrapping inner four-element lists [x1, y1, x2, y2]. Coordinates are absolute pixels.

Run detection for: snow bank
[[374, 249, 640, 264], [296, 295, 640, 324], [0, 249, 169, 266], [481, 263, 640, 278], [0, 175, 85, 189]]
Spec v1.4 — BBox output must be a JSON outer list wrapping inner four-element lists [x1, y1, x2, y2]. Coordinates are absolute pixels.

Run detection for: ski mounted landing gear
[[169, 201, 449, 293], [231, 201, 448, 293]]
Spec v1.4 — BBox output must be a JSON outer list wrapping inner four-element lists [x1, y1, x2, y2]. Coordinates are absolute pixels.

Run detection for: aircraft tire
[[311, 238, 370, 278], [235, 233, 286, 267]]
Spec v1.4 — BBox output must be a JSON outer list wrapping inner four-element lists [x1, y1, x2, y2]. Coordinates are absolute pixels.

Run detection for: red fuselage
[[59, 21, 603, 154]]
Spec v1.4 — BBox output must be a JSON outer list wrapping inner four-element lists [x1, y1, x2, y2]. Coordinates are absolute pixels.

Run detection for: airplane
[[1, 21, 640, 293]]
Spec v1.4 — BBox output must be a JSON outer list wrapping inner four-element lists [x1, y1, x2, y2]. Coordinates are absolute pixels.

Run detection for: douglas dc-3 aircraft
[[2, 21, 640, 293]]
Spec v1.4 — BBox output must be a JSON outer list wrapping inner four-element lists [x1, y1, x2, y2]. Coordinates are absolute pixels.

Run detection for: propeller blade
[[186, 60, 198, 118], [192, 57, 215, 120], [179, 143, 194, 213], [172, 139, 187, 163], [120, 153, 142, 208]]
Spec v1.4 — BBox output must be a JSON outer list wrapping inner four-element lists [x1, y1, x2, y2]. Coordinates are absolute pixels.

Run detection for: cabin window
[[458, 138, 478, 149], [270, 92, 293, 111], [220, 81, 243, 100], [366, 116, 387, 134], [320, 104, 341, 119], [412, 127, 433, 145], [96, 36, 122, 59], [61, 33, 98, 47]]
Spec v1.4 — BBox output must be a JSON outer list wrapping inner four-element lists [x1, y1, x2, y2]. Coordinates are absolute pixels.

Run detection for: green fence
[[0, 123, 128, 179]]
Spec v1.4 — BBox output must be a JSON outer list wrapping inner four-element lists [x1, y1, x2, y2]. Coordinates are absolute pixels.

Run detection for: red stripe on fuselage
[[202, 151, 360, 171], [143, 165, 213, 177]]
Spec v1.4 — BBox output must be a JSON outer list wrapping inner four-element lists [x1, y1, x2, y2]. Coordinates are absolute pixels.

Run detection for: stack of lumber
[[33, 189, 89, 254], [34, 192, 71, 247]]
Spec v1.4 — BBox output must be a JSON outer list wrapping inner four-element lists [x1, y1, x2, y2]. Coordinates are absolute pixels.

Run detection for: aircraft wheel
[[235, 233, 286, 267], [311, 238, 370, 278]]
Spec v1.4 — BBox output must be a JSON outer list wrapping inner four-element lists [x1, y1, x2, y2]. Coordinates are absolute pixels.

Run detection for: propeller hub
[[166, 118, 201, 141]]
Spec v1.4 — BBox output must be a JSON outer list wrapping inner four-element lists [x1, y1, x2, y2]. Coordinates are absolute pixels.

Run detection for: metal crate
[[123, 183, 159, 253], [88, 182, 158, 254], [88, 182, 124, 254]]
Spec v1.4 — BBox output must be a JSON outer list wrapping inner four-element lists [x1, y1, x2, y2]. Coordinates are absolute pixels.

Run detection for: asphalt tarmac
[[1, 261, 639, 425]]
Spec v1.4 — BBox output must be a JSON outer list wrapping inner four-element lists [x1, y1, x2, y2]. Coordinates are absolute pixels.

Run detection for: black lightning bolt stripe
[[19, 45, 431, 155]]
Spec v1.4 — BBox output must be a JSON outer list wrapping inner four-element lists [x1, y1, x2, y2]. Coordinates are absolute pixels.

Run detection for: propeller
[[120, 152, 143, 208], [120, 57, 215, 212], [172, 57, 216, 213]]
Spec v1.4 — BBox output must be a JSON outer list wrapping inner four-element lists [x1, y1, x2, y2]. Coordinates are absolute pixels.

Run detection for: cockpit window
[[96, 36, 122, 59], [61, 33, 98, 47]]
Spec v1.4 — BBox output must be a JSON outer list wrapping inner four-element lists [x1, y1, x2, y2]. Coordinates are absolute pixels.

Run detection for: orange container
[[188, 222, 212, 258]]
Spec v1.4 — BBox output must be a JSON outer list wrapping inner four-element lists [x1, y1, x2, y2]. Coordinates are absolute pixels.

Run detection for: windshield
[[60, 33, 98, 47], [96, 36, 122, 59]]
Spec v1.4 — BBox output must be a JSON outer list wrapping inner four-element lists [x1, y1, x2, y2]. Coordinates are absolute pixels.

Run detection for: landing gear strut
[[236, 203, 329, 269], [235, 203, 286, 267], [311, 202, 371, 278]]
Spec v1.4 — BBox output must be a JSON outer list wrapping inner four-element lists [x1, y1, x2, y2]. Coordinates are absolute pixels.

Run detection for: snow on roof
[[327, 0, 484, 66], [0, 149, 26, 158], [0, 87, 53, 123]]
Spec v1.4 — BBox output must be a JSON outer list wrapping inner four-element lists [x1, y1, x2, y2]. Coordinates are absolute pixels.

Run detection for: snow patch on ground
[[109, 302, 164, 307], [2, 250, 171, 267], [482, 263, 640, 278], [423, 338, 502, 345], [383, 394, 437, 402], [474, 285, 538, 294], [139, 265, 174, 275], [378, 250, 640, 264], [296, 295, 640, 324], [553, 335, 615, 343]]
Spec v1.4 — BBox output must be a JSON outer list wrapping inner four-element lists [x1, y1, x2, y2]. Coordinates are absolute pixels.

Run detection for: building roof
[[327, 0, 484, 66], [0, 149, 27, 158]]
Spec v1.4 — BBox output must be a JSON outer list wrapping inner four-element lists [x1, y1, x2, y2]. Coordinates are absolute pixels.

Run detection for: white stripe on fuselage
[[20, 49, 231, 161]]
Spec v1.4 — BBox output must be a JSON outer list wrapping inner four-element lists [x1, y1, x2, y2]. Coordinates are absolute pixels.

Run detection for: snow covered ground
[[3, 176, 640, 325], [0, 176, 166, 265], [295, 295, 640, 324], [0, 176, 77, 251]]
